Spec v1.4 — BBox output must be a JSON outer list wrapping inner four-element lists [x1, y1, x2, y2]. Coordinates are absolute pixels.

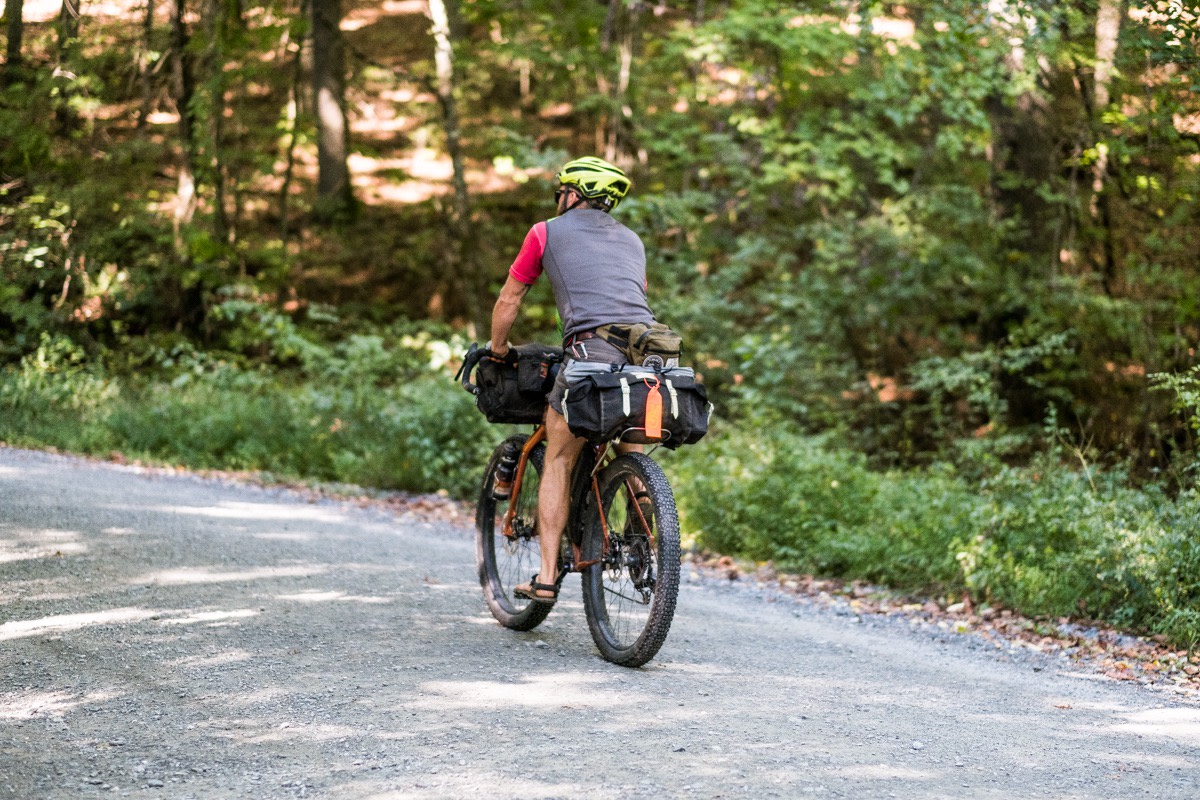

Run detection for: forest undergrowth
[[2, 324, 1199, 654]]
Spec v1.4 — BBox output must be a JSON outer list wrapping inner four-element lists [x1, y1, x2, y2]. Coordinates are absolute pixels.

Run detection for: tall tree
[[4, 0, 24, 77], [169, 0, 198, 236], [310, 0, 354, 220], [427, 0, 484, 333], [136, 0, 156, 129], [278, 0, 308, 243], [597, 0, 643, 163], [55, 0, 82, 131], [1091, 0, 1123, 291]]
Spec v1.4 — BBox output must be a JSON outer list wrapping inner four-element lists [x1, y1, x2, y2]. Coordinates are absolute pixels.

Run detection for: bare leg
[[522, 408, 585, 598]]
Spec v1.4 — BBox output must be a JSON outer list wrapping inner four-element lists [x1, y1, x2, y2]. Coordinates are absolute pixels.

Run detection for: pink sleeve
[[508, 222, 547, 285]]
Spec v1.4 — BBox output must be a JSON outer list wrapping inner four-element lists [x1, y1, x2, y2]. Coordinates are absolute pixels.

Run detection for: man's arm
[[489, 276, 531, 357]]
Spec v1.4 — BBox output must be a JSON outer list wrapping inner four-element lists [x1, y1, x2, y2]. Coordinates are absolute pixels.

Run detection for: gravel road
[[2, 446, 1198, 799]]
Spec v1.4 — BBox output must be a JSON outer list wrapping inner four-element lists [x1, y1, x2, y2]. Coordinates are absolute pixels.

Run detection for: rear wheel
[[581, 453, 680, 667], [476, 435, 552, 631]]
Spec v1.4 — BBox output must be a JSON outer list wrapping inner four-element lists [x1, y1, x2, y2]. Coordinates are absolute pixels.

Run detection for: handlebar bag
[[562, 365, 711, 448], [473, 344, 563, 424]]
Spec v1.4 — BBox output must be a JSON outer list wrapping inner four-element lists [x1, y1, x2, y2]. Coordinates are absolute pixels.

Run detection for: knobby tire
[[581, 452, 681, 667], [476, 435, 552, 631]]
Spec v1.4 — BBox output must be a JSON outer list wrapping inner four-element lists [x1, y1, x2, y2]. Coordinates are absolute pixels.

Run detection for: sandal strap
[[522, 573, 559, 597]]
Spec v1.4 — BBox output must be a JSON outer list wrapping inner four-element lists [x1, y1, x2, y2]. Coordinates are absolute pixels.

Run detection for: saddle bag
[[562, 365, 711, 448], [459, 343, 563, 424]]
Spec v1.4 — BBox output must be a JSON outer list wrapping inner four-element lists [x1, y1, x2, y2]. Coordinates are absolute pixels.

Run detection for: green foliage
[[0, 326, 496, 497], [669, 422, 1200, 647], [0, 333, 120, 453], [668, 424, 975, 590], [1152, 366, 1200, 437]]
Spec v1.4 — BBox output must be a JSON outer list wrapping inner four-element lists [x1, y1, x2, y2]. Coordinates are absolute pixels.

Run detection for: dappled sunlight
[[410, 673, 645, 711], [198, 719, 364, 745], [343, 0, 427, 32], [275, 590, 393, 605], [149, 500, 350, 524], [0, 688, 124, 720], [22, 0, 139, 22], [253, 531, 317, 542], [831, 763, 938, 781], [169, 649, 256, 669], [0, 530, 88, 563], [1115, 707, 1200, 745], [132, 565, 327, 586], [357, 777, 585, 800], [160, 608, 261, 627], [0, 607, 159, 642]]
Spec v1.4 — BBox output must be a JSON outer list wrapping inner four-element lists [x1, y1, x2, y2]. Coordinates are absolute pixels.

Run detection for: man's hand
[[486, 340, 515, 364]]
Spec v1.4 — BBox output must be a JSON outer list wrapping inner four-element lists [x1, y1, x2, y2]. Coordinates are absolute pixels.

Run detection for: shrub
[[666, 424, 977, 592], [0, 333, 119, 452], [667, 420, 1200, 647]]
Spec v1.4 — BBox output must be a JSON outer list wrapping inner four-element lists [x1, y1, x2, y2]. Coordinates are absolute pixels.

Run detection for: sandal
[[513, 574, 559, 605]]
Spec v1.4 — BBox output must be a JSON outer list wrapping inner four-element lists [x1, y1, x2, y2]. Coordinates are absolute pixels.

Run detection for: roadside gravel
[[2, 446, 1198, 799]]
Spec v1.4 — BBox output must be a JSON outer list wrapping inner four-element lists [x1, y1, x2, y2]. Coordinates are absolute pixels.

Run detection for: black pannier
[[458, 343, 563, 424], [562, 365, 711, 448]]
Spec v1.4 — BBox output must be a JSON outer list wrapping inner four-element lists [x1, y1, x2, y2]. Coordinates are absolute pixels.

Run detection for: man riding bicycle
[[487, 156, 662, 605]]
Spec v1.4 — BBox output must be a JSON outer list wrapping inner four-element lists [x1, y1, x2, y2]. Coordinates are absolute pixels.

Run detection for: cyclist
[[488, 156, 658, 605]]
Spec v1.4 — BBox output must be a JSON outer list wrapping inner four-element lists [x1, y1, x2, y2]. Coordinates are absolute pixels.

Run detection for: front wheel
[[581, 453, 681, 667], [476, 435, 552, 631]]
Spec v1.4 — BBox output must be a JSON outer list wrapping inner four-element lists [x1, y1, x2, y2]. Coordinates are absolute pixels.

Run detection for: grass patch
[[0, 333, 499, 497], [666, 423, 1200, 650]]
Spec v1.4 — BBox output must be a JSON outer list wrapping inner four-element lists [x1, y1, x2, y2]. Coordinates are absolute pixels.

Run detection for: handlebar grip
[[458, 343, 485, 396]]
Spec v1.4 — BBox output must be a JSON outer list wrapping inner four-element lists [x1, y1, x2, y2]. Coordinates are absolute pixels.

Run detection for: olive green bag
[[595, 322, 683, 366]]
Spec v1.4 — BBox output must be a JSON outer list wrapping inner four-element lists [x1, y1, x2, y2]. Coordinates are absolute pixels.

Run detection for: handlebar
[[456, 343, 485, 396], [456, 343, 517, 396]]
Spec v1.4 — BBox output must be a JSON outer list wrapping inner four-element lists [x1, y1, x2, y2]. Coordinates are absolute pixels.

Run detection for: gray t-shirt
[[540, 209, 656, 340]]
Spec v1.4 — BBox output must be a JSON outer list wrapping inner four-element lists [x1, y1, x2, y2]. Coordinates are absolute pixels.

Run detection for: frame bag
[[562, 365, 711, 448], [459, 343, 563, 424]]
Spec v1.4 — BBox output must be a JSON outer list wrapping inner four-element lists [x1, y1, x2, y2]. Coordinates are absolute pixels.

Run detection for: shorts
[[546, 338, 628, 415]]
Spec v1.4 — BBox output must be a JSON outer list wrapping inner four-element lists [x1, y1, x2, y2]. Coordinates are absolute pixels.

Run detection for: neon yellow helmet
[[556, 156, 631, 211]]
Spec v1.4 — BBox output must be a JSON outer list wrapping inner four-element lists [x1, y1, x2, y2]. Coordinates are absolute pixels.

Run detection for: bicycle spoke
[[582, 453, 681, 667], [476, 436, 552, 632]]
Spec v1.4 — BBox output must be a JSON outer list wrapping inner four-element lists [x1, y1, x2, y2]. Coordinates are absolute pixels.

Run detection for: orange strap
[[644, 378, 663, 439]]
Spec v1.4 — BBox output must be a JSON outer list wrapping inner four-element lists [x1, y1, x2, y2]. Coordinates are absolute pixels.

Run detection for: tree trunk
[[278, 1, 307, 245], [1091, 0, 1122, 292], [4, 0, 24, 78], [311, 0, 354, 220], [597, 0, 643, 164], [136, 0, 156, 129], [427, 0, 484, 334], [205, 0, 230, 244], [169, 0, 198, 236], [55, 0, 82, 131]]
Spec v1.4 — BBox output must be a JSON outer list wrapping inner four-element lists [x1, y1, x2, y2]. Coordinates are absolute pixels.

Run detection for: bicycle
[[470, 404, 682, 668]]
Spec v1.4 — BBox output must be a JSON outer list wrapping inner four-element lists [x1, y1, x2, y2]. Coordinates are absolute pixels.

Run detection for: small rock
[[911, 741, 925, 751]]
